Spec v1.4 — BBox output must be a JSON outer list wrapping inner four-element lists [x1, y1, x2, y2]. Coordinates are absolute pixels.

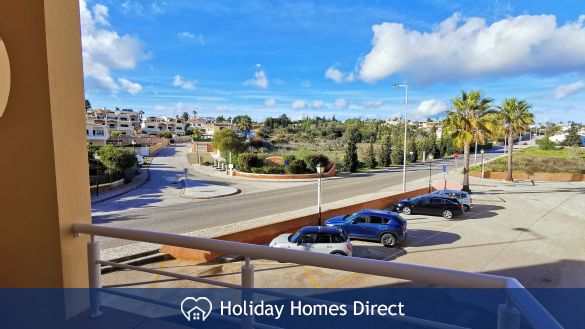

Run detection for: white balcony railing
[[72, 224, 562, 329]]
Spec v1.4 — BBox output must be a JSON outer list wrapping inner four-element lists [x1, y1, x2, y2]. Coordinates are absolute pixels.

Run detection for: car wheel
[[464, 205, 470, 212], [402, 206, 411, 215], [381, 233, 397, 248], [442, 210, 453, 219], [331, 251, 347, 256]]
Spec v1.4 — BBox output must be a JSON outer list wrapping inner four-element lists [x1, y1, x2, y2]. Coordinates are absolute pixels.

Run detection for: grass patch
[[471, 147, 585, 174]]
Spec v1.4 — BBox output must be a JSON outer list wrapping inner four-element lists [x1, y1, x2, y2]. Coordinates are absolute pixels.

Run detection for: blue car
[[324, 209, 407, 247]]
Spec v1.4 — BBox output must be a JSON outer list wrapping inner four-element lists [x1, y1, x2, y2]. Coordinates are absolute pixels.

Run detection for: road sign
[[182, 168, 188, 174], [284, 160, 289, 166], [442, 165, 447, 173], [228, 164, 234, 169], [454, 153, 460, 159]]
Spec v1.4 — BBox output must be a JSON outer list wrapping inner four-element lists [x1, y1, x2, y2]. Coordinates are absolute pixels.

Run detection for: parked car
[[324, 209, 407, 248], [136, 154, 144, 167], [430, 190, 473, 211], [269, 226, 352, 256], [394, 195, 464, 219]]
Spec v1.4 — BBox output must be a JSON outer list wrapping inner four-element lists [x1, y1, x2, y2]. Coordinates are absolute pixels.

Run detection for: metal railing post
[[497, 298, 520, 329], [241, 257, 255, 329], [88, 236, 103, 318]]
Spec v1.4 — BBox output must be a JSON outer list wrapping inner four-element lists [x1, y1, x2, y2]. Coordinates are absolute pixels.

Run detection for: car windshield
[[344, 212, 359, 221], [289, 231, 302, 242]]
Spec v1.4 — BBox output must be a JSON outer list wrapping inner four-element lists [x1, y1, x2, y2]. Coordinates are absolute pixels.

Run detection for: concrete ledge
[[471, 171, 585, 182], [90, 178, 124, 196], [161, 186, 429, 262]]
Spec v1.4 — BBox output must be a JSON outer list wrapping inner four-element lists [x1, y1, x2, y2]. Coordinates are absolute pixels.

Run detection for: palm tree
[[496, 98, 534, 181], [442, 90, 493, 192]]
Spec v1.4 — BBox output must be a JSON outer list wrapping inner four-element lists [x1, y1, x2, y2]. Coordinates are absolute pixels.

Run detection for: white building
[[86, 122, 109, 146], [140, 116, 186, 136], [86, 108, 140, 137]]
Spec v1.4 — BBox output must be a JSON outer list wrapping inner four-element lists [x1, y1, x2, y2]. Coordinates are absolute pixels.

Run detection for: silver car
[[269, 226, 352, 256], [431, 190, 473, 211]]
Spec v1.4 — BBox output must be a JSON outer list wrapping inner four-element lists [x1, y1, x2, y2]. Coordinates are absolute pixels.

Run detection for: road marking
[[324, 272, 357, 288], [302, 266, 321, 288]]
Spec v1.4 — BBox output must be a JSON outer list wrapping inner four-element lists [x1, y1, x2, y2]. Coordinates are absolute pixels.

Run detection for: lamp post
[[428, 154, 434, 193], [480, 149, 485, 180], [131, 140, 136, 154], [316, 164, 325, 225], [393, 83, 408, 192]]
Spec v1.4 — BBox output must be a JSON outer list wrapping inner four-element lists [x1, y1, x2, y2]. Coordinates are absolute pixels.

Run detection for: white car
[[269, 226, 352, 256], [431, 190, 473, 211]]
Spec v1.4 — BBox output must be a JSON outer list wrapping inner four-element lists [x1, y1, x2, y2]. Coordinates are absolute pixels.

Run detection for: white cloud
[[264, 97, 276, 107], [312, 100, 326, 109], [412, 99, 447, 118], [325, 67, 355, 83], [173, 74, 196, 90], [178, 32, 205, 45], [555, 81, 585, 99], [291, 100, 307, 110], [333, 98, 349, 109], [361, 100, 384, 109], [117, 78, 142, 95], [245, 69, 269, 89], [300, 80, 312, 88], [153, 102, 194, 116], [120, 1, 166, 17], [360, 13, 585, 83], [80, 0, 148, 93]]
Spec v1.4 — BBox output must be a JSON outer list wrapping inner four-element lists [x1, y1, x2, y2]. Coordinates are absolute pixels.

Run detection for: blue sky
[[81, 0, 585, 123]]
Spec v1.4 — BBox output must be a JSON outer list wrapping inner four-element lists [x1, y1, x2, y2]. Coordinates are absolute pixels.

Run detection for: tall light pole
[[393, 83, 408, 192], [316, 164, 325, 225], [480, 148, 485, 180], [427, 154, 434, 193]]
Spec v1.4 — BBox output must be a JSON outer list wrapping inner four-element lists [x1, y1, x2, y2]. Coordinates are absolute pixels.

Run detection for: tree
[[496, 98, 534, 181], [159, 131, 173, 138], [211, 129, 243, 155], [233, 115, 253, 133], [192, 110, 198, 119], [97, 145, 137, 180], [181, 112, 190, 122], [443, 90, 493, 192], [85, 99, 92, 111], [342, 127, 359, 172], [216, 115, 227, 122], [563, 122, 582, 147], [379, 133, 392, 167], [365, 137, 378, 169], [191, 129, 202, 141]]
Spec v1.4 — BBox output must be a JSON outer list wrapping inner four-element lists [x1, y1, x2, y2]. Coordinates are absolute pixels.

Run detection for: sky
[[81, 0, 585, 123]]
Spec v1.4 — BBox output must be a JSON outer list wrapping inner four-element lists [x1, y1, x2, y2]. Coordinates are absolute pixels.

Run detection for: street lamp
[[428, 154, 434, 193], [393, 83, 408, 192], [316, 164, 325, 224], [480, 149, 485, 179], [131, 140, 136, 154]]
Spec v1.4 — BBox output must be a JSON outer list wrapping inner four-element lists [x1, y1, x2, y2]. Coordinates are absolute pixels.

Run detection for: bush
[[251, 167, 265, 174], [303, 152, 329, 172], [283, 154, 296, 163], [287, 159, 307, 174], [537, 137, 556, 150], [237, 152, 263, 169], [263, 166, 286, 174], [159, 131, 173, 138], [97, 145, 137, 178]]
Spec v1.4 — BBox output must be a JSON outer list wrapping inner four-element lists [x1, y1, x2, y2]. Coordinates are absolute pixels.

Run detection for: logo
[[181, 297, 213, 322]]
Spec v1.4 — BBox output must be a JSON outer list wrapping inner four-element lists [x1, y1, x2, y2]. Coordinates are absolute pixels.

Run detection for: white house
[[86, 122, 109, 146]]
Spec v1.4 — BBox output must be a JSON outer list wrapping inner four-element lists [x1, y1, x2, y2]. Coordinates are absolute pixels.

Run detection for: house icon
[[188, 306, 207, 321], [181, 297, 212, 322]]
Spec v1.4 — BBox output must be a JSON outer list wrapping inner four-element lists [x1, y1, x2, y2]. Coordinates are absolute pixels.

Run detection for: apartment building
[[86, 122, 109, 146], [140, 116, 186, 135], [188, 118, 233, 138], [86, 108, 140, 137]]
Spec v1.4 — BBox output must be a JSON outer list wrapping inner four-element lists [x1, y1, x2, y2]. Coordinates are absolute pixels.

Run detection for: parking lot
[[103, 178, 585, 289]]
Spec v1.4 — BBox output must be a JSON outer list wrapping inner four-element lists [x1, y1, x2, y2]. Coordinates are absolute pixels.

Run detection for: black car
[[393, 195, 464, 219]]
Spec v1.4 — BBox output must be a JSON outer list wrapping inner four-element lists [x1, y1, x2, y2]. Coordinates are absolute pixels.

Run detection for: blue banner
[[0, 288, 582, 328]]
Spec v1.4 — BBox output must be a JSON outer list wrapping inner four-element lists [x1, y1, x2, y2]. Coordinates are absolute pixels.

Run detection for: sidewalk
[[90, 168, 149, 204]]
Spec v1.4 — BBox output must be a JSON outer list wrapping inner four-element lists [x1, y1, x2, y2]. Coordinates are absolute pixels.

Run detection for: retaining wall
[[470, 171, 585, 182], [89, 178, 124, 196], [161, 187, 430, 262]]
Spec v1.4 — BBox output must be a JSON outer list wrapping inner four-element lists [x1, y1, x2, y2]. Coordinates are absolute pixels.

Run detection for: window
[[353, 216, 367, 224], [368, 216, 387, 224], [120, 124, 128, 127], [418, 198, 430, 205], [299, 233, 317, 244], [147, 126, 155, 129], [316, 233, 331, 243], [431, 198, 443, 204], [332, 234, 346, 243]]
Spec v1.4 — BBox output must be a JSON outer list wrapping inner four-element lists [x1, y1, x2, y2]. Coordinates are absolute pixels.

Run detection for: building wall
[[0, 0, 91, 288]]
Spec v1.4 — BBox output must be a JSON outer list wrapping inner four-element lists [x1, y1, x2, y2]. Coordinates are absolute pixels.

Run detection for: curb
[[179, 179, 241, 199], [190, 164, 342, 183]]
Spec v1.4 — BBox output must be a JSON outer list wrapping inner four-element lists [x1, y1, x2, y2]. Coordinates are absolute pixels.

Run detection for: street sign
[[182, 168, 188, 174], [442, 165, 447, 173], [228, 164, 234, 169], [454, 153, 460, 159], [284, 160, 289, 166]]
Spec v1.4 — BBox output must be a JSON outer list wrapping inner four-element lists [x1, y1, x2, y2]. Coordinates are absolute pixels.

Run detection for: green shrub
[[303, 152, 329, 172], [237, 152, 263, 168], [251, 167, 265, 174], [263, 166, 286, 174], [283, 154, 296, 163], [97, 145, 137, 176], [287, 159, 307, 174], [159, 131, 173, 138], [537, 137, 556, 150]]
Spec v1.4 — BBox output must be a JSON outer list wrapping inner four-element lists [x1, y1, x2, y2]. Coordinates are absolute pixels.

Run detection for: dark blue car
[[324, 209, 407, 247]]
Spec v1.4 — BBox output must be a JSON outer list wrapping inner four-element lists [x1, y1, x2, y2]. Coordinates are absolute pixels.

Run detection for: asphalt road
[[92, 143, 506, 249]]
